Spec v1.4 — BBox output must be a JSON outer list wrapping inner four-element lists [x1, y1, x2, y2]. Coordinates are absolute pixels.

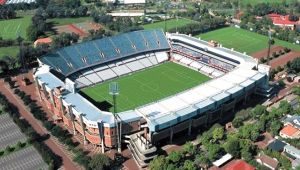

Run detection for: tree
[[207, 144, 222, 161], [168, 151, 182, 164], [279, 100, 292, 114], [251, 105, 267, 119], [269, 120, 282, 136], [149, 156, 168, 170], [183, 160, 196, 170], [224, 138, 240, 158], [88, 154, 110, 170], [212, 127, 224, 142], [194, 154, 210, 169], [26, 25, 39, 41], [232, 117, 243, 128], [183, 142, 196, 156]]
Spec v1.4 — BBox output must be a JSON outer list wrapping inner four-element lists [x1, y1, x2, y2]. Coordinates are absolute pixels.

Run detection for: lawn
[[198, 27, 300, 54], [47, 16, 93, 26], [0, 15, 32, 39], [143, 18, 197, 32], [239, 0, 294, 6], [81, 62, 210, 112], [0, 46, 19, 59]]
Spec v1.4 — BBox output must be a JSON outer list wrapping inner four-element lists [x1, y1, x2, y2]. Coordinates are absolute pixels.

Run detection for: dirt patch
[[251, 45, 284, 59], [269, 51, 300, 69]]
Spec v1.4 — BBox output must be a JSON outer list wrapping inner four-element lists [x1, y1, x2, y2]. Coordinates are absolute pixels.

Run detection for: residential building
[[284, 145, 300, 159], [256, 154, 278, 170], [280, 124, 300, 139]]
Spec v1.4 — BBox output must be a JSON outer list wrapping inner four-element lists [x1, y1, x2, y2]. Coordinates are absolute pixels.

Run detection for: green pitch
[[143, 18, 196, 32], [81, 62, 210, 112], [0, 15, 32, 39], [198, 27, 300, 54]]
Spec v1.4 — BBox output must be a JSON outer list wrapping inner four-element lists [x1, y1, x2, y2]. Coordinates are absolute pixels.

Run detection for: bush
[[0, 150, 4, 156], [5, 146, 14, 152], [8, 81, 15, 88], [23, 96, 32, 105], [44, 121, 54, 131], [284, 47, 291, 53], [17, 141, 26, 148], [4, 77, 11, 82], [18, 91, 26, 99], [14, 89, 20, 95]]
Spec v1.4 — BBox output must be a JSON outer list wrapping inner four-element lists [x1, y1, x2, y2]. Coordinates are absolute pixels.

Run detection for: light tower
[[109, 82, 121, 153], [267, 30, 274, 65]]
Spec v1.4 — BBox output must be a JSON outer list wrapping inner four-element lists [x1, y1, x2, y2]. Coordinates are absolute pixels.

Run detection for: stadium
[[34, 29, 271, 167]]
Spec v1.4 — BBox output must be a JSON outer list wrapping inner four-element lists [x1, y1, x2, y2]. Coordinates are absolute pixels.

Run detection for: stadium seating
[[73, 51, 170, 88], [5, 0, 35, 4], [39, 30, 170, 76]]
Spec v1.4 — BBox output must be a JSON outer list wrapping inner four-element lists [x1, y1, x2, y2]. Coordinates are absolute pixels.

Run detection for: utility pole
[[109, 82, 121, 153]]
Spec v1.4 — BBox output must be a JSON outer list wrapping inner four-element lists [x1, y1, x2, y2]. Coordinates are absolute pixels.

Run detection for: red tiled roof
[[0, 0, 6, 5], [280, 124, 299, 137], [34, 37, 52, 46], [256, 154, 278, 169], [224, 160, 255, 170], [268, 13, 299, 26]]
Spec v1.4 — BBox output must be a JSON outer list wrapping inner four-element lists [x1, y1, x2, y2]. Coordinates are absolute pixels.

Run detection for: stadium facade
[[34, 29, 270, 167]]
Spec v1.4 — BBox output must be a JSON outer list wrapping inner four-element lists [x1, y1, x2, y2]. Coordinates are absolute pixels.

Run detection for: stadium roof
[[39, 29, 170, 77]]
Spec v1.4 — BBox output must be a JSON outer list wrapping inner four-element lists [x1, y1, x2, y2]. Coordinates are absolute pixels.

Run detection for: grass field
[[143, 18, 196, 32], [47, 16, 93, 26], [81, 62, 210, 112], [0, 46, 19, 59], [198, 27, 300, 54], [0, 16, 32, 39], [239, 0, 294, 6]]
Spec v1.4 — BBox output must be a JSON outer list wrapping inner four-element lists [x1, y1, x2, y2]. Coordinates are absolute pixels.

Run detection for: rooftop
[[256, 154, 278, 169], [280, 124, 300, 137]]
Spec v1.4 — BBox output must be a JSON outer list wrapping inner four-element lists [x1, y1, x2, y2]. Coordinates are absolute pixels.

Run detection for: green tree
[[194, 154, 210, 169], [183, 160, 196, 170], [207, 144, 222, 161], [279, 100, 292, 115], [168, 151, 182, 164], [251, 105, 267, 119], [26, 25, 38, 41], [212, 127, 224, 142], [149, 156, 168, 170], [232, 117, 243, 128], [224, 138, 240, 158], [183, 142, 196, 156], [269, 120, 282, 136]]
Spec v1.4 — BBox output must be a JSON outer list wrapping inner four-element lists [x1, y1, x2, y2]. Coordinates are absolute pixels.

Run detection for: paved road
[[0, 81, 79, 170]]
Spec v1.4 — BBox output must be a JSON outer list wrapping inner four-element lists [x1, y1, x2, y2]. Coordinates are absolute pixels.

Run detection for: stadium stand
[[39, 30, 170, 76], [5, 0, 35, 4]]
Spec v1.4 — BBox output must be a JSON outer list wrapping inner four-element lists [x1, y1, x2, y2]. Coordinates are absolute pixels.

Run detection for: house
[[268, 13, 300, 30], [292, 159, 300, 169], [256, 154, 278, 170], [223, 159, 255, 170], [279, 124, 300, 139], [284, 145, 300, 159], [34, 37, 52, 47], [283, 115, 300, 130], [267, 139, 287, 152]]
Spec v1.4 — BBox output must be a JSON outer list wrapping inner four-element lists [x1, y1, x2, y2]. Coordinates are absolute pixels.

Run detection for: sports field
[[81, 62, 210, 112], [0, 15, 32, 39], [198, 27, 300, 54], [143, 18, 196, 32]]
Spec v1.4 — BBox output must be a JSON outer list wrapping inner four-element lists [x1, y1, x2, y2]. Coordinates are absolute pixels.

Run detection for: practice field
[[0, 15, 32, 39], [143, 18, 196, 32], [81, 62, 211, 112], [198, 27, 300, 54]]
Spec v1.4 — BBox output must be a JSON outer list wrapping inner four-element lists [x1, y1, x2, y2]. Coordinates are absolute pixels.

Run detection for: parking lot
[[0, 114, 27, 149], [0, 146, 48, 170]]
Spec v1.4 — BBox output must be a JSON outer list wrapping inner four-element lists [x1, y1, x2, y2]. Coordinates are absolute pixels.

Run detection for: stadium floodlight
[[267, 30, 274, 65], [109, 82, 121, 153]]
